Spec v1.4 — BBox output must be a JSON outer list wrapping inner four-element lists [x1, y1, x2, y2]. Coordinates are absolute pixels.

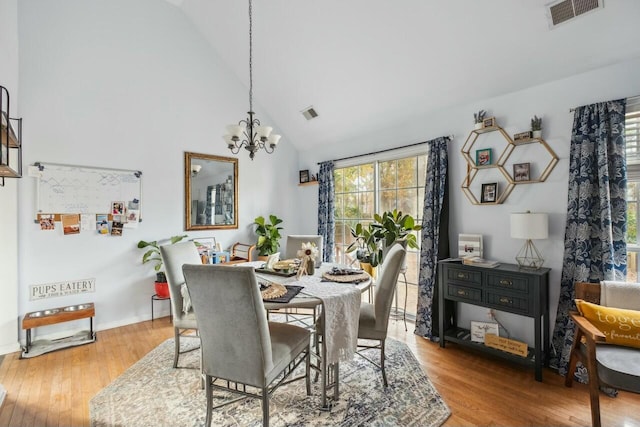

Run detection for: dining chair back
[[159, 241, 202, 368], [356, 242, 406, 387], [182, 264, 311, 426]]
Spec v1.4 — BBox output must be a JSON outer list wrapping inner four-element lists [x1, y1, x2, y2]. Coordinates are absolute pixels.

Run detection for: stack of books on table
[[462, 256, 500, 268]]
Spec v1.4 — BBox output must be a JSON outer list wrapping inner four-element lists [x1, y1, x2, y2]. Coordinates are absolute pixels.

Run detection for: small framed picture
[[458, 233, 483, 258], [513, 162, 531, 182], [111, 201, 124, 215], [299, 170, 310, 184], [470, 321, 500, 343], [481, 182, 498, 203], [476, 148, 492, 166], [482, 117, 496, 128]]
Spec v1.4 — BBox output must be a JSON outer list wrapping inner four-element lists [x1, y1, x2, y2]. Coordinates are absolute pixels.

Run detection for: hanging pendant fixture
[[223, 0, 280, 161]]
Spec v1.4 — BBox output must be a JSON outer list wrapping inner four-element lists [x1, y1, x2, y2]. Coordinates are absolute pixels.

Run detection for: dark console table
[[438, 261, 550, 381]]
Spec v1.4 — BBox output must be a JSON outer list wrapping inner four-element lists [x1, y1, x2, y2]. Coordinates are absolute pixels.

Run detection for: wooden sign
[[484, 334, 528, 357]]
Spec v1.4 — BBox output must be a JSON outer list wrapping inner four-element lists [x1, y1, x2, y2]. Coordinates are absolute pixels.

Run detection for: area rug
[[90, 337, 450, 427]]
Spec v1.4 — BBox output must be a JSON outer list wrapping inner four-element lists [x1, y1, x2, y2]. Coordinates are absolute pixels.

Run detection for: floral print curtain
[[415, 137, 450, 339], [551, 99, 627, 379], [317, 161, 335, 263]]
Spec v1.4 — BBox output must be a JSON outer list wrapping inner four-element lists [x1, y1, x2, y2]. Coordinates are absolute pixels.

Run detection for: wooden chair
[[226, 242, 256, 264], [565, 281, 640, 427]]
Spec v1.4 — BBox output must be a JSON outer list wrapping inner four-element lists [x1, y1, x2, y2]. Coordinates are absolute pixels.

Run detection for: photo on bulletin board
[[96, 214, 109, 235], [112, 201, 125, 215], [61, 214, 80, 235], [40, 214, 55, 231]]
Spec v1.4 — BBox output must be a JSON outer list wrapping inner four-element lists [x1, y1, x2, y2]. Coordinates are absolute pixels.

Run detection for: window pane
[[334, 168, 344, 193], [397, 157, 417, 188], [418, 187, 425, 219], [342, 166, 359, 192], [380, 189, 396, 213], [344, 194, 358, 218], [380, 160, 397, 189], [360, 191, 375, 219], [398, 188, 418, 218], [360, 164, 375, 191], [417, 156, 427, 188], [627, 200, 637, 244], [334, 194, 344, 220]]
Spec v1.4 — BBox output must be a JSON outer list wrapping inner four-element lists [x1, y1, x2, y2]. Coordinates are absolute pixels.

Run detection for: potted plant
[[346, 223, 384, 277], [473, 110, 486, 130], [531, 115, 542, 138], [253, 214, 284, 259], [374, 209, 422, 251], [137, 234, 188, 297]]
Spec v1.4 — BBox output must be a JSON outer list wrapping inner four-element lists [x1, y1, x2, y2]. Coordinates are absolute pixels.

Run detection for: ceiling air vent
[[301, 106, 319, 121], [546, 0, 603, 28]]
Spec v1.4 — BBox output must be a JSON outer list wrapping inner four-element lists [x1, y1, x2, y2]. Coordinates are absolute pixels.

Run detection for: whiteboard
[[35, 162, 142, 216]]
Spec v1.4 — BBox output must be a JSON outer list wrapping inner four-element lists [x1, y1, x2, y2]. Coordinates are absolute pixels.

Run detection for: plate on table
[[255, 267, 297, 277]]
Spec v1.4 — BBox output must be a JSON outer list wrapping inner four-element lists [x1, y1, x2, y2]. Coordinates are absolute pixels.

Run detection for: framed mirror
[[185, 152, 238, 230]]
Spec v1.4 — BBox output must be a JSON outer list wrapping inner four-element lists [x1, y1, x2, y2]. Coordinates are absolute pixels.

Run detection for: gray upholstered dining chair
[[314, 242, 405, 387], [356, 242, 406, 387], [285, 235, 323, 266], [182, 264, 311, 427], [159, 241, 202, 368]]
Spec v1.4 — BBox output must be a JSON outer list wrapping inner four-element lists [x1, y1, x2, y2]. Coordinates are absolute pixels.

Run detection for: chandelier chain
[[248, 0, 253, 113]]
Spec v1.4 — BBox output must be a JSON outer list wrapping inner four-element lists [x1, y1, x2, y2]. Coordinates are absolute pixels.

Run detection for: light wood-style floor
[[1, 316, 639, 427]]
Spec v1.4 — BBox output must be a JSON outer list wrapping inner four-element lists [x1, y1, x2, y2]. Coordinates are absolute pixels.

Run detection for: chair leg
[[585, 342, 602, 427], [565, 328, 582, 387], [173, 327, 180, 368], [306, 346, 311, 395], [262, 387, 269, 427], [205, 375, 213, 427], [380, 339, 388, 388]]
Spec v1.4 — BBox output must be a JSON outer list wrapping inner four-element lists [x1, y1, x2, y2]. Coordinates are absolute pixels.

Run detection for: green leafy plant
[[531, 115, 542, 131], [473, 110, 486, 124], [137, 234, 188, 282], [253, 214, 284, 256], [346, 223, 384, 267], [374, 209, 422, 250]]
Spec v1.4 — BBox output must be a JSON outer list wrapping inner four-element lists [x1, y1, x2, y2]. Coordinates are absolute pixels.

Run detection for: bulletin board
[[34, 162, 142, 221]]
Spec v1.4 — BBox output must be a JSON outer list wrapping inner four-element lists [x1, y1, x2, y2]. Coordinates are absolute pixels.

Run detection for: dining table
[[239, 261, 372, 409]]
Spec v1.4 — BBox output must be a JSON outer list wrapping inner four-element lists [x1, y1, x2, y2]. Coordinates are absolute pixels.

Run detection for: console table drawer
[[486, 291, 531, 315], [446, 284, 482, 303], [446, 267, 482, 286], [486, 273, 530, 294]]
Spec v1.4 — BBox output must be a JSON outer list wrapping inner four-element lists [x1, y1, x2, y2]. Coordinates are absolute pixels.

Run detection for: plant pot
[[474, 123, 483, 130], [359, 261, 377, 280], [154, 281, 170, 298], [532, 130, 542, 138]]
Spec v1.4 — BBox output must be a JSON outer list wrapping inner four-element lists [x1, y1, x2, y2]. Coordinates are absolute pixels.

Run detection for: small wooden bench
[[22, 302, 96, 355]]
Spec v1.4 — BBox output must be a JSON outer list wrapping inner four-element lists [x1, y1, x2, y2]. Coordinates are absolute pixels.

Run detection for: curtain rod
[[568, 94, 640, 112], [317, 135, 453, 165]]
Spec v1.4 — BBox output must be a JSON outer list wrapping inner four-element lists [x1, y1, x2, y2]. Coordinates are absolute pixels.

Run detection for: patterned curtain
[[551, 99, 627, 379], [317, 161, 335, 263], [415, 137, 450, 339]]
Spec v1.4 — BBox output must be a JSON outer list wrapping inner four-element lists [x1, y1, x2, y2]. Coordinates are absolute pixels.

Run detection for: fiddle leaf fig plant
[[137, 234, 188, 282], [346, 223, 384, 267], [253, 214, 284, 256], [374, 209, 422, 250]]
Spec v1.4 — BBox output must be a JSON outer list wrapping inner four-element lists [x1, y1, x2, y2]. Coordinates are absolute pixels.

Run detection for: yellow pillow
[[575, 299, 640, 349]]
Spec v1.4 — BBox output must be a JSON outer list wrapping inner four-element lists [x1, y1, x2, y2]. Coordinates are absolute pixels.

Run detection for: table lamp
[[510, 211, 548, 269]]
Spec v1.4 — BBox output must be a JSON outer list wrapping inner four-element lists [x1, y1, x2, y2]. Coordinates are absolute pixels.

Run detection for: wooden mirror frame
[[184, 152, 238, 230]]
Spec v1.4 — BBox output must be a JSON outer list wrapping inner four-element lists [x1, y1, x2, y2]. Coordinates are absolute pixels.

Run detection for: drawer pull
[[457, 290, 467, 296], [499, 279, 513, 286], [499, 297, 512, 304], [457, 273, 467, 279]]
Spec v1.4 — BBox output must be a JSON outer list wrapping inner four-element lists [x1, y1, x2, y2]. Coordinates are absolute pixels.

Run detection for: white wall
[[299, 57, 640, 346], [14, 0, 299, 347], [0, 0, 20, 354]]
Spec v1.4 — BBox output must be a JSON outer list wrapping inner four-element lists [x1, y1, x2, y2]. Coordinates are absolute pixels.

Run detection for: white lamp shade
[[191, 164, 202, 174], [510, 212, 548, 240], [256, 126, 273, 139], [223, 134, 235, 146], [268, 134, 281, 146], [226, 125, 244, 138]]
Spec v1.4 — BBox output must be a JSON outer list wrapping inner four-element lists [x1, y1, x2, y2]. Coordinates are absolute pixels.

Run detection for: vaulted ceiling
[[170, 0, 640, 151]]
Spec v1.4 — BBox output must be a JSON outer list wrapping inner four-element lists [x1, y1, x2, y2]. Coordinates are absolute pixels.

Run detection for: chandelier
[[224, 0, 280, 161]]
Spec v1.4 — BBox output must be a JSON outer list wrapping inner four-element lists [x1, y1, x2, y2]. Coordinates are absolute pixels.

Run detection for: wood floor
[[1, 317, 639, 427]]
